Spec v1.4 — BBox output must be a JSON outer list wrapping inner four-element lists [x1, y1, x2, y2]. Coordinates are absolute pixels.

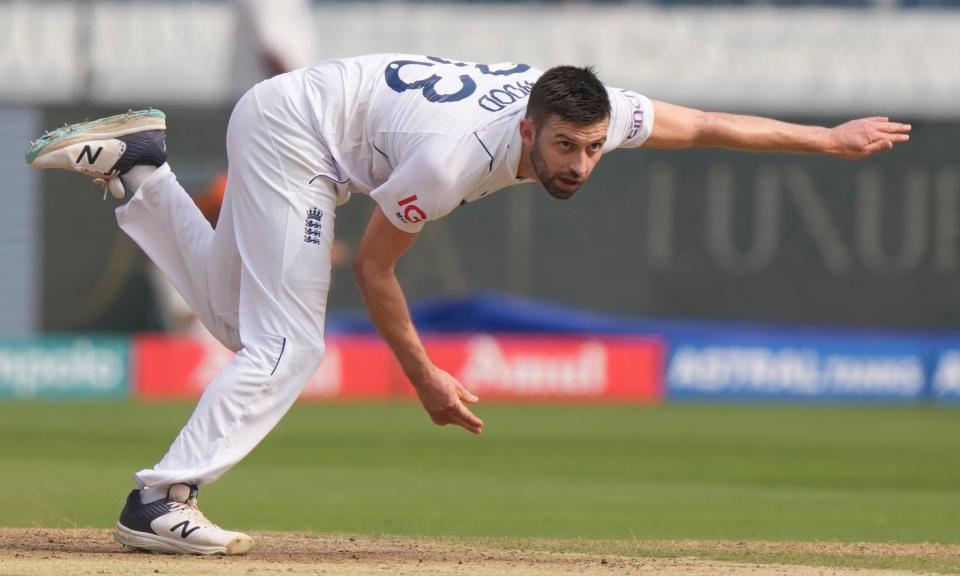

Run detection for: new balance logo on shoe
[[76, 145, 103, 165], [170, 520, 201, 539]]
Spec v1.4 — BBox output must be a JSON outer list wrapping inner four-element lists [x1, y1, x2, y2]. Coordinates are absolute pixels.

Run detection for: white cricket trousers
[[116, 78, 340, 490]]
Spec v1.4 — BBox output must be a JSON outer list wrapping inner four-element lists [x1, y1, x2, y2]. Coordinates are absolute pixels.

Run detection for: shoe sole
[[25, 109, 166, 165], [114, 522, 254, 556]]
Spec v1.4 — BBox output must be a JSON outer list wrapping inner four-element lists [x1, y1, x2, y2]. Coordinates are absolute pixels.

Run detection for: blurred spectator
[[230, 0, 316, 99]]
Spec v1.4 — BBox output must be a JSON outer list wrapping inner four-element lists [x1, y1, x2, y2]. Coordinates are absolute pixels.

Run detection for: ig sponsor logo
[[396, 195, 426, 224]]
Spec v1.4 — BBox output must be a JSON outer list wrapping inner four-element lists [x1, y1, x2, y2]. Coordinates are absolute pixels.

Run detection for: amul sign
[[417, 335, 664, 402]]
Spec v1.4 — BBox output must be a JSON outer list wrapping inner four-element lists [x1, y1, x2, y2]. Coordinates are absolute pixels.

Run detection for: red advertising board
[[133, 334, 664, 403], [410, 335, 664, 402], [133, 335, 393, 401]]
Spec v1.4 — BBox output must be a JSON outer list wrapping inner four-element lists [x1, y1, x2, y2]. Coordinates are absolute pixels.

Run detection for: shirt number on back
[[385, 56, 530, 103]]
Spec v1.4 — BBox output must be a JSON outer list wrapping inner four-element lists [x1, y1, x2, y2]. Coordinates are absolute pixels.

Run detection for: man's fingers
[[882, 122, 912, 133], [428, 402, 484, 434], [446, 403, 484, 434], [866, 139, 893, 154], [437, 407, 478, 433], [873, 121, 911, 135], [454, 405, 484, 432], [449, 412, 483, 434], [458, 384, 480, 404], [447, 413, 481, 434]]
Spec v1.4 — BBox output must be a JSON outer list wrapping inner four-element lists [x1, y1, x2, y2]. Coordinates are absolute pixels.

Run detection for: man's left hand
[[828, 117, 911, 159]]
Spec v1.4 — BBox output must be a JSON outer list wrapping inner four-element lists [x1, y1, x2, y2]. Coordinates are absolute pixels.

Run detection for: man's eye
[[557, 141, 572, 150], [589, 143, 602, 152]]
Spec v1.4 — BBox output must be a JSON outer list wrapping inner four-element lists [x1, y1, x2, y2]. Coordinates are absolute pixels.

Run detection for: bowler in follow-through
[[26, 53, 910, 555]]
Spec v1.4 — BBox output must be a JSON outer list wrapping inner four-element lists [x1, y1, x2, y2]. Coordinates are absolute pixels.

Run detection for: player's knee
[[239, 334, 324, 379], [279, 339, 326, 379]]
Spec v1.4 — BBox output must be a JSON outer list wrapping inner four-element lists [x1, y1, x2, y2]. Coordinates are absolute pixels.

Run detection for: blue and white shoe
[[25, 109, 167, 199], [114, 483, 254, 556]]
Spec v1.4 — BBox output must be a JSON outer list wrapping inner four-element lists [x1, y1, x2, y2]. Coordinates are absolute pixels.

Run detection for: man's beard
[[530, 143, 581, 200]]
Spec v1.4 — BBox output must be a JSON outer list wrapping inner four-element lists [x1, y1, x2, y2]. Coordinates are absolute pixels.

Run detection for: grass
[[0, 402, 958, 545]]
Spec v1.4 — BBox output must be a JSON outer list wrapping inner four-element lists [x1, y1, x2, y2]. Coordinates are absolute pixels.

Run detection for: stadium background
[[2, 0, 960, 560]]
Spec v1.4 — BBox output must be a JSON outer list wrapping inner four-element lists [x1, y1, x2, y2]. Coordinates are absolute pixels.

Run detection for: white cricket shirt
[[292, 53, 655, 232]]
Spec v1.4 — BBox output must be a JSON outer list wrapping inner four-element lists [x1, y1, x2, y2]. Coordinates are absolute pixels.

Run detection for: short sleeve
[[605, 87, 656, 150], [369, 137, 467, 234], [369, 159, 436, 233]]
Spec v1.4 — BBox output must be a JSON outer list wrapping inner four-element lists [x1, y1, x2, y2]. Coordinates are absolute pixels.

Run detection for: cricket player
[[25, 54, 910, 556]]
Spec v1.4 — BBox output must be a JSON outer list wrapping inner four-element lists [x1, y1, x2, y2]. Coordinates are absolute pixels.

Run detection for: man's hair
[[525, 65, 610, 128]]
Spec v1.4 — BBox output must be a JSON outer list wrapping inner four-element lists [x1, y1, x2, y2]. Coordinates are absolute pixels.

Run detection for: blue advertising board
[[665, 330, 928, 402], [930, 346, 960, 403]]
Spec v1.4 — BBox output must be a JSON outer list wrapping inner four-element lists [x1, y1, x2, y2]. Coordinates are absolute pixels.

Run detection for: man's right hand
[[355, 208, 484, 436], [412, 366, 484, 435]]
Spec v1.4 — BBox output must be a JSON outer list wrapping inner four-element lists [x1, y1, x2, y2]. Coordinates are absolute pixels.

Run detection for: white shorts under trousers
[[116, 80, 340, 489]]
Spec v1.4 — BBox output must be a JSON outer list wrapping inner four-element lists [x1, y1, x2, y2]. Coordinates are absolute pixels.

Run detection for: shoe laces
[[92, 171, 125, 200], [169, 499, 222, 530]]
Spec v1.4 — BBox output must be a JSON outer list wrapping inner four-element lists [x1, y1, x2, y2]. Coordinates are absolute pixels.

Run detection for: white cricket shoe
[[114, 484, 254, 556], [25, 109, 167, 199]]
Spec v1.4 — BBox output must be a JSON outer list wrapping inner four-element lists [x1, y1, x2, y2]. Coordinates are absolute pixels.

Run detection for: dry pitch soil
[[0, 528, 955, 576]]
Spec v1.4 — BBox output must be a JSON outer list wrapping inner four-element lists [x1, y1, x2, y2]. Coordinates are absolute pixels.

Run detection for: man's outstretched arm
[[644, 100, 911, 159], [353, 207, 484, 435]]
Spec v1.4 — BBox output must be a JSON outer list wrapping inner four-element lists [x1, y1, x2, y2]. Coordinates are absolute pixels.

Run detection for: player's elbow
[[352, 255, 370, 290], [352, 253, 389, 293]]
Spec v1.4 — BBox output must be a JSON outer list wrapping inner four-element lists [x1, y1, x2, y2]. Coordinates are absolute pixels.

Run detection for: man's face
[[522, 115, 609, 200]]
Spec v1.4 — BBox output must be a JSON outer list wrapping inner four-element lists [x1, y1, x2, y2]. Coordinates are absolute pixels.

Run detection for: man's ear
[[519, 117, 537, 147]]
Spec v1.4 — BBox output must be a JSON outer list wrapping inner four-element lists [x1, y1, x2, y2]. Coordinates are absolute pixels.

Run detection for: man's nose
[[570, 152, 589, 177]]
